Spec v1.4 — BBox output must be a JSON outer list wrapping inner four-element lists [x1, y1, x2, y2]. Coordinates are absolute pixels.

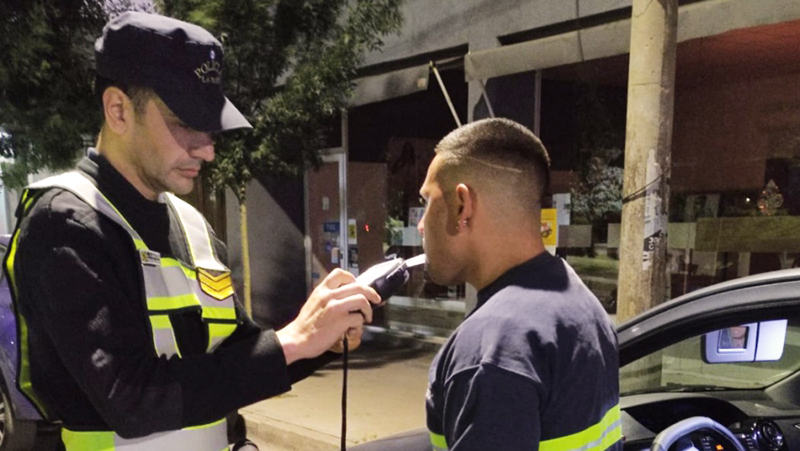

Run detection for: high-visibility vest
[[5, 172, 238, 451], [428, 403, 622, 451]]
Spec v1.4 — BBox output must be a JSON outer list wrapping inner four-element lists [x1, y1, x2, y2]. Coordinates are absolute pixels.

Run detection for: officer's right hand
[[276, 269, 380, 365]]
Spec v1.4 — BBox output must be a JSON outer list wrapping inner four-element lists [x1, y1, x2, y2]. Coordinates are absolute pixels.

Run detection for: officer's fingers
[[345, 327, 364, 351], [329, 334, 347, 353], [331, 282, 381, 305], [322, 268, 357, 289], [328, 326, 363, 354], [330, 295, 373, 324], [346, 325, 363, 340], [346, 309, 369, 328]]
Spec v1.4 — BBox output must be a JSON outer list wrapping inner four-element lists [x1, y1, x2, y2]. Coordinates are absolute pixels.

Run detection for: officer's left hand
[[329, 326, 363, 353]]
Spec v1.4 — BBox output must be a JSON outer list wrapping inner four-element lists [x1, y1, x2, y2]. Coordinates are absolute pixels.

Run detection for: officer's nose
[[191, 133, 215, 162]]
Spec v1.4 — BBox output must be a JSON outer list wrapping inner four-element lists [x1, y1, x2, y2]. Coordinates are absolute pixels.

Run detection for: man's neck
[[96, 135, 159, 201], [469, 234, 546, 291]]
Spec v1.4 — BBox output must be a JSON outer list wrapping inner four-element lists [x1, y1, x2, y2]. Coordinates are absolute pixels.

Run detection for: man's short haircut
[[94, 75, 154, 119], [434, 118, 551, 215]]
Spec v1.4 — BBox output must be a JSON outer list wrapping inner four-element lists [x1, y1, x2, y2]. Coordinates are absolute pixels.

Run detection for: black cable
[[621, 173, 667, 204], [341, 337, 349, 451]]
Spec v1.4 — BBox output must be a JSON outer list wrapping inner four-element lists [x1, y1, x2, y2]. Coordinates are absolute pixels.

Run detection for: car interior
[[620, 314, 800, 451]]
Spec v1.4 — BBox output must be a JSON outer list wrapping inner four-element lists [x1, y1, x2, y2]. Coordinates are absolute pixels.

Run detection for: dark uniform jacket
[[7, 153, 333, 437]]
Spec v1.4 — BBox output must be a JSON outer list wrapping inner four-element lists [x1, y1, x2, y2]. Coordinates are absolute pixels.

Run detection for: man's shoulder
[[26, 185, 95, 217], [19, 184, 115, 244], [435, 305, 551, 382]]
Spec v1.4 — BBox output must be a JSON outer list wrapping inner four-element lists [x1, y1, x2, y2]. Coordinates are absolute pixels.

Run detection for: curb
[[361, 326, 447, 351], [243, 410, 340, 451]]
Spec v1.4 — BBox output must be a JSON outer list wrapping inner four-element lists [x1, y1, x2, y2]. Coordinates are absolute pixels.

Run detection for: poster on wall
[[348, 218, 358, 245], [408, 207, 425, 227], [541, 208, 558, 255]]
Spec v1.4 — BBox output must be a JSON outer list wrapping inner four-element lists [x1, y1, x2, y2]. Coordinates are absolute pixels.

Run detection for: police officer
[[4, 12, 379, 451]]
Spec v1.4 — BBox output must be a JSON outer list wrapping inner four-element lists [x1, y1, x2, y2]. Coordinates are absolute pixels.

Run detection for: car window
[[621, 318, 800, 394]]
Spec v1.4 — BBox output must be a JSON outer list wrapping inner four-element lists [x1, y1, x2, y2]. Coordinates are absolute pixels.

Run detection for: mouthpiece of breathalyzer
[[355, 254, 426, 302]]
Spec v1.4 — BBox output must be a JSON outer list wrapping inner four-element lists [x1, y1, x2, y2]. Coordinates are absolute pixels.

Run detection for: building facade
[[229, 0, 800, 335]]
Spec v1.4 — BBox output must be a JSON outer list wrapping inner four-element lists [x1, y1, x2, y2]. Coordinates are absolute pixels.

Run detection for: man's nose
[[191, 133, 215, 162], [417, 218, 424, 237]]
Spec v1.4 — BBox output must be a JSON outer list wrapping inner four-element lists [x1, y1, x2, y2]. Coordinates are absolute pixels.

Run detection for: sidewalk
[[240, 330, 442, 450]]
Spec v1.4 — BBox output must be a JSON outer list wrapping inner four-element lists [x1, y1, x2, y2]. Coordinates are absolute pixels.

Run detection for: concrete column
[[617, 0, 678, 323]]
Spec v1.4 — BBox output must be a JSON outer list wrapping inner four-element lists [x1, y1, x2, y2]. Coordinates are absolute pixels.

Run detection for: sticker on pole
[[642, 149, 665, 270]]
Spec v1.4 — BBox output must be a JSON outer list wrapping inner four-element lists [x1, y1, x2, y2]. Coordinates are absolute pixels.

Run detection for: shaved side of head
[[434, 118, 551, 222]]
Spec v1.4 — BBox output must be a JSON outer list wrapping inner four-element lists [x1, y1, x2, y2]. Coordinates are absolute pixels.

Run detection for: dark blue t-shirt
[[426, 252, 621, 450]]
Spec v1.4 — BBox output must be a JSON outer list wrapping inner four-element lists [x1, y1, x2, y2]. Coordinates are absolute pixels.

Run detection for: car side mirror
[[702, 320, 787, 364]]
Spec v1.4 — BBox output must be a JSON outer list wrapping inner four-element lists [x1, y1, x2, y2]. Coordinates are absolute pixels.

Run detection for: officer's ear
[[102, 87, 136, 135]]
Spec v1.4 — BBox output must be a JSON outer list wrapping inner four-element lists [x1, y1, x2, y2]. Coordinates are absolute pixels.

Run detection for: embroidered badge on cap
[[140, 250, 161, 267], [197, 268, 234, 301]]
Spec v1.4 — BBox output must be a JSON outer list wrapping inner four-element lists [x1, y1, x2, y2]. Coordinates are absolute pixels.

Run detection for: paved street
[[241, 332, 440, 450]]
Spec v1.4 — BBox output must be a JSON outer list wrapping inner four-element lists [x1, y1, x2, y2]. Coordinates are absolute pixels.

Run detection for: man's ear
[[102, 87, 134, 135], [455, 183, 474, 224]]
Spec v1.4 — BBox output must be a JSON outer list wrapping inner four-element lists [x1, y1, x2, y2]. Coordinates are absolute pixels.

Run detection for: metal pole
[[431, 61, 462, 127], [534, 70, 542, 136], [339, 109, 349, 269], [477, 80, 496, 118]]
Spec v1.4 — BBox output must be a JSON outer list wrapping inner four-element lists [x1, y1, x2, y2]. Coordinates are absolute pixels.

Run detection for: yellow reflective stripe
[[5, 189, 35, 298], [84, 181, 142, 245], [149, 314, 182, 358], [5, 224, 50, 417], [62, 429, 115, 451], [147, 293, 201, 311], [167, 193, 225, 271], [15, 312, 50, 415], [150, 315, 172, 329], [430, 431, 448, 451], [601, 424, 623, 451], [5, 231, 20, 298], [207, 323, 238, 351], [132, 238, 147, 251], [161, 258, 197, 280], [21, 190, 37, 212], [185, 417, 226, 431], [540, 404, 622, 451], [62, 418, 229, 451], [202, 306, 237, 321]]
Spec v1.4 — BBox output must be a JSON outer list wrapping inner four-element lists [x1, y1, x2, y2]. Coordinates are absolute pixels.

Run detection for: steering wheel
[[651, 416, 746, 451]]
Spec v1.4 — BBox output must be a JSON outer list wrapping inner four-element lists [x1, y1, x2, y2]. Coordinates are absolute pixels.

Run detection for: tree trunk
[[240, 201, 252, 318]]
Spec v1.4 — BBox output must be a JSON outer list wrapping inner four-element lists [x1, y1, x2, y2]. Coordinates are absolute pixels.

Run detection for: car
[[618, 267, 800, 451], [0, 236, 60, 451]]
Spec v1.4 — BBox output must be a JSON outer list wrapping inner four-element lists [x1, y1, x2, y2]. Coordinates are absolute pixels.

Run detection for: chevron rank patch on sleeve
[[197, 268, 235, 301]]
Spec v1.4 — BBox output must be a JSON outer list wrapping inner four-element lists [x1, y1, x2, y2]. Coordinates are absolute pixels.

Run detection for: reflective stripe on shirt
[[61, 418, 229, 451], [539, 404, 622, 451], [430, 431, 448, 451], [427, 404, 622, 451]]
